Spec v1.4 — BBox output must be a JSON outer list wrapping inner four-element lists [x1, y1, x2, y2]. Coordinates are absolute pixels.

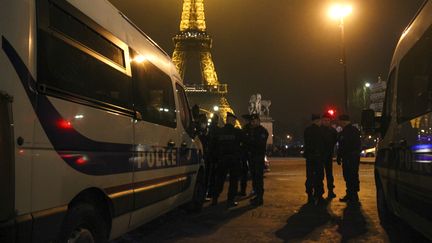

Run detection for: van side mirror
[[361, 109, 378, 134]]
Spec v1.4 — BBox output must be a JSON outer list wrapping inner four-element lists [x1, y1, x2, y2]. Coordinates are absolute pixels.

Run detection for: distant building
[[369, 76, 387, 116]]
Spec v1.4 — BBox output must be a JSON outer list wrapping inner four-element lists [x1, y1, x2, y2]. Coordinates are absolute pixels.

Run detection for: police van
[[0, 0, 205, 241], [362, 0, 432, 239]]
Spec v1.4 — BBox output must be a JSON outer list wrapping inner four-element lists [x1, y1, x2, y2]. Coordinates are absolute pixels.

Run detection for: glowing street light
[[328, 3, 353, 113], [213, 105, 219, 112], [364, 82, 371, 88]]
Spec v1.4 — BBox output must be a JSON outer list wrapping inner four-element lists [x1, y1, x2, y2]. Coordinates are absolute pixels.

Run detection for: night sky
[[108, 0, 424, 141]]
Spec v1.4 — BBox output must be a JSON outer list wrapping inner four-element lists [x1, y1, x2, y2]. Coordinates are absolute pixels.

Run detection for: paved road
[[114, 158, 428, 243]]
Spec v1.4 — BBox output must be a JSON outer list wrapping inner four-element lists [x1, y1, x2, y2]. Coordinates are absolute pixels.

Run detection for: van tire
[[59, 203, 108, 243], [376, 176, 397, 226], [185, 170, 205, 213]]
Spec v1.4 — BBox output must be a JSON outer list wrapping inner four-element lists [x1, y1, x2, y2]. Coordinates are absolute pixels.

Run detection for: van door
[[376, 69, 398, 207], [129, 57, 181, 227], [393, 24, 432, 231], [174, 82, 202, 203], [175, 83, 194, 166]]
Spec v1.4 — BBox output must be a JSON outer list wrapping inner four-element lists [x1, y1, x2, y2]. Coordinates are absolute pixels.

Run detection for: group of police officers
[[304, 113, 361, 205], [198, 112, 269, 208], [197, 110, 361, 209]]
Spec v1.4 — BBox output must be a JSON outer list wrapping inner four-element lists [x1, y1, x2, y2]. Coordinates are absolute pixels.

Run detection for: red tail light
[[58, 120, 72, 129]]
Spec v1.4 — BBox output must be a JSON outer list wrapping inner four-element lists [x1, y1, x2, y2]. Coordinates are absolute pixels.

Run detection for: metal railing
[[184, 84, 228, 94]]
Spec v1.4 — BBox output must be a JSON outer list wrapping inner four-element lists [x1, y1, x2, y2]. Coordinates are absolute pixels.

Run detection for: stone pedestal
[[260, 116, 274, 145]]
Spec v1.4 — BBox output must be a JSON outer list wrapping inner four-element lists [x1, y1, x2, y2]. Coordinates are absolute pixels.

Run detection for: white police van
[[0, 0, 205, 241], [362, 0, 432, 239]]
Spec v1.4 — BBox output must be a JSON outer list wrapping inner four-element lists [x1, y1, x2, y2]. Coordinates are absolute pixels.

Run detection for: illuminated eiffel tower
[[172, 0, 236, 123]]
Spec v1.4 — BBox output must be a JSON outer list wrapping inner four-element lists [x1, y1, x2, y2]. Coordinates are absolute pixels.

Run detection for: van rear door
[[0, 93, 14, 222]]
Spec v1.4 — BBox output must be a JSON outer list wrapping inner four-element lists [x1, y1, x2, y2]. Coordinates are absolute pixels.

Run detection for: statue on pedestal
[[248, 93, 271, 117], [247, 93, 273, 145]]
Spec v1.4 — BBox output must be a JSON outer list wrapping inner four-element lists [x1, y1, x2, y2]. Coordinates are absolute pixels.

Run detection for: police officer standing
[[337, 114, 361, 203], [247, 114, 269, 206], [239, 115, 252, 197], [320, 113, 338, 198], [196, 113, 211, 200], [206, 114, 220, 199], [212, 112, 242, 207], [303, 114, 325, 204]]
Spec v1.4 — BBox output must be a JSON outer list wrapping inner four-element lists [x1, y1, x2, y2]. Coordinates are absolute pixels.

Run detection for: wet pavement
[[114, 158, 430, 243]]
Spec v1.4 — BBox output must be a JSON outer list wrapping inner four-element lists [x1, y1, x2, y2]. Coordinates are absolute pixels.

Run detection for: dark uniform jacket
[[247, 125, 268, 156], [337, 123, 361, 158], [320, 126, 338, 156], [304, 123, 324, 158], [241, 123, 251, 154], [207, 124, 220, 160], [214, 124, 243, 158]]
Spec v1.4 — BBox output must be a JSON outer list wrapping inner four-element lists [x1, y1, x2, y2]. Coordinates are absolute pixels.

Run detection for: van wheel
[[60, 203, 108, 243], [376, 176, 396, 225], [186, 170, 205, 213]]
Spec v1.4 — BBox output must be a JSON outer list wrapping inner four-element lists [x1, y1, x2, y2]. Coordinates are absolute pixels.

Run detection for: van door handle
[[134, 111, 143, 120], [167, 140, 175, 148]]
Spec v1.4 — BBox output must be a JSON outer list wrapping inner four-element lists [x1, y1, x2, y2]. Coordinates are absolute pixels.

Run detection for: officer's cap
[[226, 112, 237, 119], [250, 114, 260, 120], [339, 114, 350, 121], [311, 114, 321, 121]]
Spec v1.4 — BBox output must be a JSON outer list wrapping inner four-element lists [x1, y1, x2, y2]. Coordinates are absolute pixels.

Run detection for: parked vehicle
[[0, 0, 205, 242], [362, 0, 432, 239], [361, 147, 376, 157]]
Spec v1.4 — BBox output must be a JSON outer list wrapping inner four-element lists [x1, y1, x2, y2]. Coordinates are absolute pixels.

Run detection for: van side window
[[397, 26, 432, 123], [132, 56, 176, 128], [176, 84, 192, 130], [381, 69, 395, 136], [49, 3, 125, 67], [37, 1, 132, 110]]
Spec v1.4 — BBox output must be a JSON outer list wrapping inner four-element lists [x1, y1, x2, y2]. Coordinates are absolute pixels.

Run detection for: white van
[[0, 0, 205, 242], [362, 0, 432, 239]]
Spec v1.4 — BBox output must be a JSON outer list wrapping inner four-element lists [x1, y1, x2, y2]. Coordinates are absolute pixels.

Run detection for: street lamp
[[363, 81, 371, 109], [329, 3, 352, 113]]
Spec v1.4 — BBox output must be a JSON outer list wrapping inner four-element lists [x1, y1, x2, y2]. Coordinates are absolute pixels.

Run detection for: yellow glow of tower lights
[[329, 4, 353, 19]]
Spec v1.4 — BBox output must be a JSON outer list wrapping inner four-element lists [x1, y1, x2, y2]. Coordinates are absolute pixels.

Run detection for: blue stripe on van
[[2, 36, 200, 175]]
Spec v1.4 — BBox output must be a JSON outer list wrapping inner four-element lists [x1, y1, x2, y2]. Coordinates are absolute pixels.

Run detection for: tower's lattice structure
[[172, 0, 236, 122]]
